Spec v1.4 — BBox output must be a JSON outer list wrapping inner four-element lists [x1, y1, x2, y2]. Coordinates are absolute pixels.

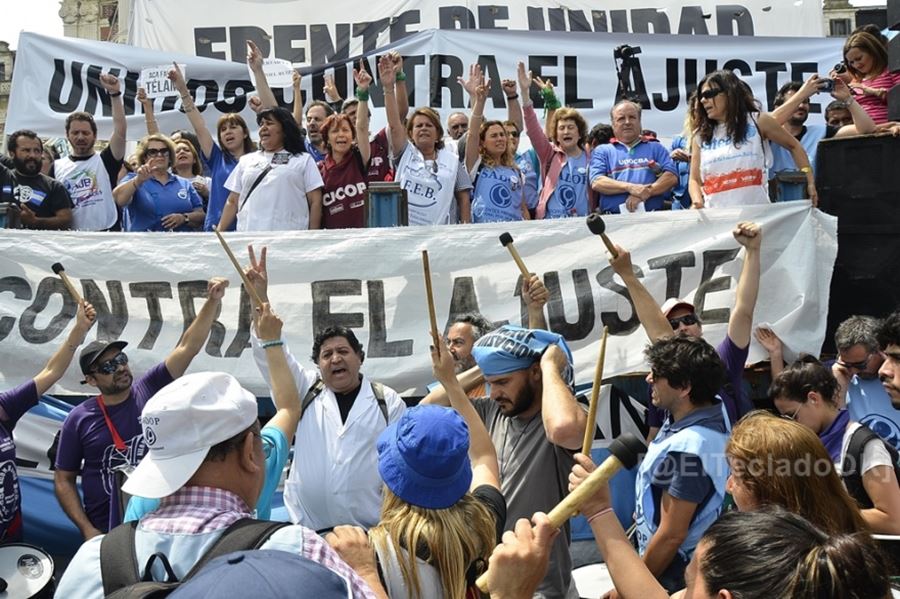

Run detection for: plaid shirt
[[142, 486, 376, 599]]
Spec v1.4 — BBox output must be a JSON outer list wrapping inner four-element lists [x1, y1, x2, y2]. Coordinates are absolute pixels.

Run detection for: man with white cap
[[423, 324, 587, 599], [56, 370, 386, 599], [608, 221, 761, 438]]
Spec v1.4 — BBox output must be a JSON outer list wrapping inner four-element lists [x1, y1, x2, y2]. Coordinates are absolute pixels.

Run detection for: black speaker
[[889, 0, 900, 30], [816, 135, 900, 354]]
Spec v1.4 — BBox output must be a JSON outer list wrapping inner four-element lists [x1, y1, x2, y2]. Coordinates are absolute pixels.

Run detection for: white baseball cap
[[661, 298, 696, 318], [122, 372, 258, 499]]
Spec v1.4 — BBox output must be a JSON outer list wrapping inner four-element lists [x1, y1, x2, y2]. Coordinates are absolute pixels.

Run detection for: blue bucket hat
[[377, 405, 472, 510], [471, 325, 574, 386]]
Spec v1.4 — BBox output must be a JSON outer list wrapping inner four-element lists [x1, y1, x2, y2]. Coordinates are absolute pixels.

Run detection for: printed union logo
[[145, 426, 157, 445]]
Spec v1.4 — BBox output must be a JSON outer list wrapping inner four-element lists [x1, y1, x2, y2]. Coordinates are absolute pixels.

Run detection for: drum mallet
[[499, 232, 531, 279], [51, 262, 84, 304], [422, 250, 442, 353], [586, 214, 619, 259], [582, 326, 609, 455], [475, 433, 646, 592], [213, 228, 265, 308]]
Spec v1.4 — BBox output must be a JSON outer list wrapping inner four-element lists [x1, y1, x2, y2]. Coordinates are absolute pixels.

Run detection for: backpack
[[300, 378, 388, 423], [841, 425, 900, 509], [100, 518, 289, 598]]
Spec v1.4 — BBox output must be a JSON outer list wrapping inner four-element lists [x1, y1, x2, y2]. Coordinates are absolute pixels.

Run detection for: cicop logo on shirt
[[322, 182, 367, 207]]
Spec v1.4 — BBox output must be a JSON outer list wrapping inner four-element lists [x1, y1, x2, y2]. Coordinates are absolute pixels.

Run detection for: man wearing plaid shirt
[[56, 371, 387, 598]]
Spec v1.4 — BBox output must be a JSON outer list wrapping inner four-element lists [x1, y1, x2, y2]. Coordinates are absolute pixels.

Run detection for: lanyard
[[96, 395, 128, 452]]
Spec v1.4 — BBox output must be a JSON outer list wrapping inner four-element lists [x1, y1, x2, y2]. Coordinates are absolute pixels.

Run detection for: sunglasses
[[145, 148, 170, 157], [836, 353, 872, 371], [668, 314, 699, 329], [93, 352, 128, 375], [699, 88, 724, 100], [507, 131, 520, 138]]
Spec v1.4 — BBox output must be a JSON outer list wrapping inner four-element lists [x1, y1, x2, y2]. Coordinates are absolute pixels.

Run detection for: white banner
[[0, 204, 836, 397], [129, 0, 825, 62], [7, 30, 843, 145]]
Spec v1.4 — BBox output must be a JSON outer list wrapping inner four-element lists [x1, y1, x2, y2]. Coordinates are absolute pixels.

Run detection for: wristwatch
[[182, 213, 191, 225]]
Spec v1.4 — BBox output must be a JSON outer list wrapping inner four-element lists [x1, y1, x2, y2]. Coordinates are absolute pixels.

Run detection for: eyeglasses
[[836, 353, 872, 371], [507, 131, 520, 138], [668, 314, 699, 330], [93, 352, 128, 375], [699, 88, 725, 100], [781, 402, 803, 421], [145, 148, 170, 157]]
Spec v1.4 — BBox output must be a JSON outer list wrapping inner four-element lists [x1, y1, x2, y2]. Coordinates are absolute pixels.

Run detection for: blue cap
[[471, 325, 574, 386], [377, 405, 472, 509], [169, 550, 352, 598]]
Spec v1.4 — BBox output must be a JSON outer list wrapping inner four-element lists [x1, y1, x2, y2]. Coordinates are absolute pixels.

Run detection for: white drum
[[572, 563, 615, 598], [0, 544, 55, 598]]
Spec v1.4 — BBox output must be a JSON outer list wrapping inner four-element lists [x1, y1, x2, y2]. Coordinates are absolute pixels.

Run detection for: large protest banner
[[129, 0, 825, 62], [0, 203, 836, 397], [7, 30, 842, 143]]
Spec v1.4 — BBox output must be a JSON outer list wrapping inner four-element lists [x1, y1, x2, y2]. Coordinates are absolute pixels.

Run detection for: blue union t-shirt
[[545, 152, 591, 219], [471, 164, 525, 223]]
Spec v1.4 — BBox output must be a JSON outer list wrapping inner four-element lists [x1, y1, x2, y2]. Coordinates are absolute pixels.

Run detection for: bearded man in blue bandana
[[423, 324, 587, 599]]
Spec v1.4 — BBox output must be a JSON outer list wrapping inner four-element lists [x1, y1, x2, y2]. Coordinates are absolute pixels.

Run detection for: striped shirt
[[854, 70, 900, 125]]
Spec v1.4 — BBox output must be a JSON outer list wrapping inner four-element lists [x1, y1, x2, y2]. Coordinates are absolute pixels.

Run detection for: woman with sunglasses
[[689, 69, 818, 209], [461, 64, 530, 223], [770, 356, 900, 534], [112, 134, 205, 232]]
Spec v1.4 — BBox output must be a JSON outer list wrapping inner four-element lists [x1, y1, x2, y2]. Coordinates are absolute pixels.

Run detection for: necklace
[[498, 410, 542, 482]]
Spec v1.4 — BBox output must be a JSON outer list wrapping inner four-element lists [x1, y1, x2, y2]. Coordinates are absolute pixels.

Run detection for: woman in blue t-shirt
[[462, 65, 529, 224]]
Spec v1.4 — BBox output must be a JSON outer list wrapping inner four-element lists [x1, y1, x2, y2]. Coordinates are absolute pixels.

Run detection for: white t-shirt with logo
[[54, 151, 118, 231]]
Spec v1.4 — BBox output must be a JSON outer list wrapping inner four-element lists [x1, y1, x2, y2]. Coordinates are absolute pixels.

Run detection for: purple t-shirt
[[647, 335, 750, 428], [0, 380, 40, 543], [54, 363, 173, 532]]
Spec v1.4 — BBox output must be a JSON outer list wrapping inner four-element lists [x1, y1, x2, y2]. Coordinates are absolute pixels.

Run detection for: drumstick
[[475, 433, 646, 592], [586, 214, 619, 258], [581, 326, 609, 455], [499, 232, 531, 279], [51, 262, 84, 304], [213, 228, 265, 307], [422, 250, 441, 353]]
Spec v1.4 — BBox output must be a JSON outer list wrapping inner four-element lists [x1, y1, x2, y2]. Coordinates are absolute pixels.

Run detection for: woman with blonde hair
[[363, 344, 504, 598], [726, 410, 867, 535]]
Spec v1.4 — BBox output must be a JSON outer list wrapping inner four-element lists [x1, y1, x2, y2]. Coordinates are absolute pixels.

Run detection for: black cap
[[79, 340, 128, 376]]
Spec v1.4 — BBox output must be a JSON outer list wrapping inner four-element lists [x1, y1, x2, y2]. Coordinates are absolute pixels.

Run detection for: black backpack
[[300, 378, 388, 423], [100, 518, 289, 598], [841, 425, 900, 509]]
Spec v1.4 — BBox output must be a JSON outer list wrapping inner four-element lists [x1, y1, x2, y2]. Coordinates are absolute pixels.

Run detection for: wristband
[[506, 94, 519, 101], [395, 71, 407, 82], [540, 87, 561, 110], [355, 89, 370, 102], [586, 507, 614, 524], [261, 339, 284, 349], [800, 166, 812, 174], [108, 91, 122, 98]]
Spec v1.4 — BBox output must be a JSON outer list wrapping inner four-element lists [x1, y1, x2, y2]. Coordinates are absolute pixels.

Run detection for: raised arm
[[247, 40, 278, 109], [33, 301, 96, 395], [256, 301, 300, 441], [728, 222, 761, 350], [136, 88, 160, 136], [461, 63, 486, 173], [291, 70, 304, 126], [540, 344, 587, 450], [502, 78, 524, 133], [431, 344, 499, 490], [353, 62, 372, 166], [391, 52, 410, 123], [757, 113, 817, 206], [771, 75, 821, 125], [100, 74, 126, 160], [112, 166, 151, 207], [164, 277, 227, 378], [420, 365, 486, 407], [518, 62, 554, 167], [380, 55, 407, 157], [169, 63, 215, 158], [533, 77, 558, 141], [522, 274, 548, 330], [608, 245, 672, 342], [754, 327, 785, 380]]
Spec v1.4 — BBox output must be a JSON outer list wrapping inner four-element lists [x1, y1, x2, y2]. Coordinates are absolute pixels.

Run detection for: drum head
[[0, 544, 54, 598]]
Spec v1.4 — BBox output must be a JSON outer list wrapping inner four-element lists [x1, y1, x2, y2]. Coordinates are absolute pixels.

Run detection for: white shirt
[[252, 337, 406, 531], [225, 150, 323, 231], [835, 422, 895, 477], [54, 152, 118, 231]]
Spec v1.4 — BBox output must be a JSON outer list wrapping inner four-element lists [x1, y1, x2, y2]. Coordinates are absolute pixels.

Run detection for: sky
[[0, 0, 890, 49]]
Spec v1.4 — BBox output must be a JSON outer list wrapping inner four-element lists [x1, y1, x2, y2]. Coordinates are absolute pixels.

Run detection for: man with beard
[[54, 277, 229, 539], [4, 130, 73, 229], [54, 73, 126, 231], [423, 325, 587, 598], [877, 312, 900, 409], [305, 100, 334, 162]]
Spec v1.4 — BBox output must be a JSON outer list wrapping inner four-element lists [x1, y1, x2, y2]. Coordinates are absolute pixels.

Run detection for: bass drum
[[0, 544, 55, 599]]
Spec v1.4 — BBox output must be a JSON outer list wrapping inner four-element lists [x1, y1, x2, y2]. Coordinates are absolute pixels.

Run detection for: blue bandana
[[472, 325, 574, 386]]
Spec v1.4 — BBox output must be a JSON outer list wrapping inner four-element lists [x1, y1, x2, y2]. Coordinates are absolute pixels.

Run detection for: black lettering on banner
[[354, 19, 390, 54], [310, 24, 351, 67], [19, 277, 76, 344], [677, 7, 710, 35], [756, 61, 788, 109], [544, 269, 594, 341], [187, 80, 221, 113], [478, 5, 509, 30], [429, 54, 464, 108], [527, 6, 545, 30], [616, 57, 650, 108], [82, 64, 113, 116], [446, 276, 482, 330], [547, 8, 566, 31], [224, 285, 253, 358], [49, 59, 83, 113], [214, 79, 254, 113], [596, 265, 644, 335], [178, 282, 223, 356], [230, 27, 271, 64], [722, 59, 752, 77], [564, 56, 592, 108], [399, 55, 425, 107], [0, 276, 32, 342], [566, 9, 594, 32], [716, 5, 754, 36], [274, 25, 307, 64], [81, 279, 128, 341], [122, 70, 140, 116], [592, 10, 609, 32], [439, 6, 476, 29], [653, 58, 681, 111], [791, 62, 820, 113], [130, 282, 172, 349], [632, 8, 672, 33], [389, 10, 421, 43], [610, 9, 628, 33], [647, 252, 696, 300], [367, 280, 413, 358], [195, 27, 227, 60], [311, 279, 364, 335], [694, 248, 740, 324]]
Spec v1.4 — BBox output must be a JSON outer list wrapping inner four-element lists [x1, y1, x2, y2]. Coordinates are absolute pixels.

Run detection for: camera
[[614, 44, 642, 60], [819, 78, 835, 93], [834, 62, 847, 74]]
